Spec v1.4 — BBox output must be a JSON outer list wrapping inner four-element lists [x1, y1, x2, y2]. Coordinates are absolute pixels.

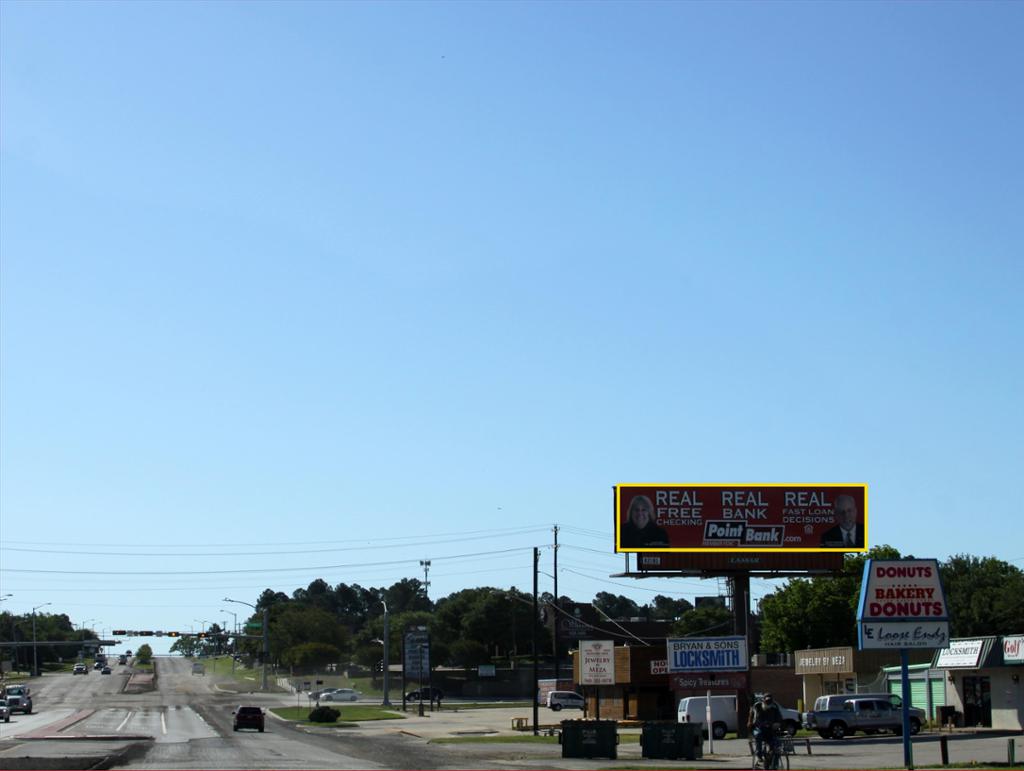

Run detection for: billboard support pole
[[733, 574, 751, 740], [901, 648, 913, 769]]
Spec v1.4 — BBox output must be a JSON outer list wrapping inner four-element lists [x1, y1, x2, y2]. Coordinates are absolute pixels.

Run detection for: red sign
[[670, 672, 748, 692], [615, 484, 867, 553]]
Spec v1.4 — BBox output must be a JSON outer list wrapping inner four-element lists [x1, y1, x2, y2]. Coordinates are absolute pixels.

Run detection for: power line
[[0, 526, 552, 556], [1, 546, 535, 576]]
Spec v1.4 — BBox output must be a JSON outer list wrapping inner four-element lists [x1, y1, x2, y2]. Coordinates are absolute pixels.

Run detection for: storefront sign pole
[[900, 648, 913, 769]]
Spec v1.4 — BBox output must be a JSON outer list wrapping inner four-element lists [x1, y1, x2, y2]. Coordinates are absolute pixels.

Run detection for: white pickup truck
[[2, 684, 33, 714]]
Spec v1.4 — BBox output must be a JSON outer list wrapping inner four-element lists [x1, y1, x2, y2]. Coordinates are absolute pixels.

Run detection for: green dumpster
[[560, 719, 619, 759], [641, 722, 704, 760]]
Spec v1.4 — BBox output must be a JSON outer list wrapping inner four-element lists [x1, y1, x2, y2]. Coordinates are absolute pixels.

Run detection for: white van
[[547, 691, 585, 711], [677, 695, 737, 739]]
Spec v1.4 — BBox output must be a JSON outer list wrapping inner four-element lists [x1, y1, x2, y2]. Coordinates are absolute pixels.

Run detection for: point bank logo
[[703, 521, 784, 545]]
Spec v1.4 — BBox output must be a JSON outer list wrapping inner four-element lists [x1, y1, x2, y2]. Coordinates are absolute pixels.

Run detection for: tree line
[[6, 547, 1021, 671]]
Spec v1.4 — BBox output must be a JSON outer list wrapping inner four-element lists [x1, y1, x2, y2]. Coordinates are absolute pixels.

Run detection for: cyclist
[[748, 692, 783, 766]]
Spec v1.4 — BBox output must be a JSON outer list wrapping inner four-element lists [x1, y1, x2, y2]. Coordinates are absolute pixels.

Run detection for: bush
[[308, 706, 340, 723]]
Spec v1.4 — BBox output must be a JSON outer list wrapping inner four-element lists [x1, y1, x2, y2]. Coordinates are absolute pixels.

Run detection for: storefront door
[[962, 676, 991, 727]]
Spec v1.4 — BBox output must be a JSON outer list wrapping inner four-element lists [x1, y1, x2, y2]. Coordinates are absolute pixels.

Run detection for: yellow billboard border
[[614, 482, 868, 553]]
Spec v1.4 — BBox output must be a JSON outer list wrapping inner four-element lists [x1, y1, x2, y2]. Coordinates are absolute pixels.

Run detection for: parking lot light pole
[[32, 602, 51, 677], [224, 598, 268, 691]]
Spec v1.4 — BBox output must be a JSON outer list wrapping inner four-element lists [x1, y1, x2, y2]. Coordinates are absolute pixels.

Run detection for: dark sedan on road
[[405, 687, 443, 702], [233, 706, 265, 732]]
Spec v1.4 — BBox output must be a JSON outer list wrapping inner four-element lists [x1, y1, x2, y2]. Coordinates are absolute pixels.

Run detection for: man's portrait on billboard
[[820, 493, 864, 548]]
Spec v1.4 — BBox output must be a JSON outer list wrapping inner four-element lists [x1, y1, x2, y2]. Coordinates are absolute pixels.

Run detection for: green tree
[[759, 545, 903, 652], [670, 605, 733, 637], [384, 578, 433, 615], [644, 595, 694, 621], [281, 642, 342, 669], [136, 644, 153, 663], [170, 636, 200, 657], [941, 555, 1024, 637], [593, 592, 640, 619], [269, 604, 351, 667]]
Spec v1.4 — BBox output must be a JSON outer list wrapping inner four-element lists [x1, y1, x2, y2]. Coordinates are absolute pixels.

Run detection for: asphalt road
[[1, 659, 1021, 769]]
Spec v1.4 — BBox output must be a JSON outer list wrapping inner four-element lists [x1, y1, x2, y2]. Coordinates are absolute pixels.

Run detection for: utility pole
[[532, 547, 539, 736], [552, 525, 560, 685], [261, 606, 269, 691], [419, 560, 431, 599], [381, 601, 391, 706], [32, 602, 51, 677]]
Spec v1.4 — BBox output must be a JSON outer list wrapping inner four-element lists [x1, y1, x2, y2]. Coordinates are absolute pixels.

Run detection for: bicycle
[[749, 725, 790, 770]]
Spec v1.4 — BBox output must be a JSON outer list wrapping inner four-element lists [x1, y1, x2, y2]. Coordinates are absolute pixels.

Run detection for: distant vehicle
[[405, 687, 443, 702], [309, 687, 340, 700], [546, 691, 585, 711], [101, 666, 112, 675], [93, 661, 104, 670], [2, 685, 32, 714], [677, 695, 737, 740], [192, 663, 205, 675], [233, 706, 265, 732], [321, 688, 360, 702], [805, 695, 924, 739], [73, 663, 89, 675], [118, 655, 128, 665], [0, 698, 10, 723]]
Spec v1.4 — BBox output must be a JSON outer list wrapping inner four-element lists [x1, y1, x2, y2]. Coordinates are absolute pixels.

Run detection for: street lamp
[[220, 609, 238, 673], [220, 609, 238, 635], [224, 597, 268, 691], [32, 602, 51, 677]]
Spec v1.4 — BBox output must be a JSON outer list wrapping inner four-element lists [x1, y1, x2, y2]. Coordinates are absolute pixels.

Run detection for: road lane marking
[[116, 711, 132, 733], [161, 710, 167, 735]]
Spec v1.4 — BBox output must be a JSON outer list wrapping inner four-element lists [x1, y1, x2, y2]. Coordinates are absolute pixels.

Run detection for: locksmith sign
[[667, 636, 748, 672], [857, 559, 950, 650]]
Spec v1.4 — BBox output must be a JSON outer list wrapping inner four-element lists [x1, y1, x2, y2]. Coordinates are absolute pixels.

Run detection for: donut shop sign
[[857, 559, 951, 650]]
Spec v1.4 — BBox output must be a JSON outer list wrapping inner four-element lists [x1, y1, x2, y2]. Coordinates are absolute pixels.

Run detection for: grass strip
[[271, 705, 405, 723]]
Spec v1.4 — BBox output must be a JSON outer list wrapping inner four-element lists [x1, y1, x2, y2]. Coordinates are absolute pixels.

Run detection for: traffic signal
[[196, 633, 207, 639], [167, 632, 180, 637], [112, 630, 127, 636]]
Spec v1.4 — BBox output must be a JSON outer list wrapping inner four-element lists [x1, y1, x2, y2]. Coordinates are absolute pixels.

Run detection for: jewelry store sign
[[857, 558, 950, 650], [580, 640, 615, 685]]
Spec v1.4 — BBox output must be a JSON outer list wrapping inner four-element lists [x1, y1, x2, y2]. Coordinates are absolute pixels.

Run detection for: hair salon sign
[[857, 558, 950, 650]]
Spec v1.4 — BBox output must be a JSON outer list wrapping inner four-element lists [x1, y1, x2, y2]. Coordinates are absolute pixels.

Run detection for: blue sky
[[1, 1, 1021, 652]]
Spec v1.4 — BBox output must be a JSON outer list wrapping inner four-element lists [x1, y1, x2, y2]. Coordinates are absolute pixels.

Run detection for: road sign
[[404, 628, 430, 679]]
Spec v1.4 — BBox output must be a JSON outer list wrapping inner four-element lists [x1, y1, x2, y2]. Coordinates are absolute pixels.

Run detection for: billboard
[[615, 484, 868, 553]]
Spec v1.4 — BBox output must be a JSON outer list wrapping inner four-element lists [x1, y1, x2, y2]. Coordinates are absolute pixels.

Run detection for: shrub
[[308, 706, 340, 723]]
